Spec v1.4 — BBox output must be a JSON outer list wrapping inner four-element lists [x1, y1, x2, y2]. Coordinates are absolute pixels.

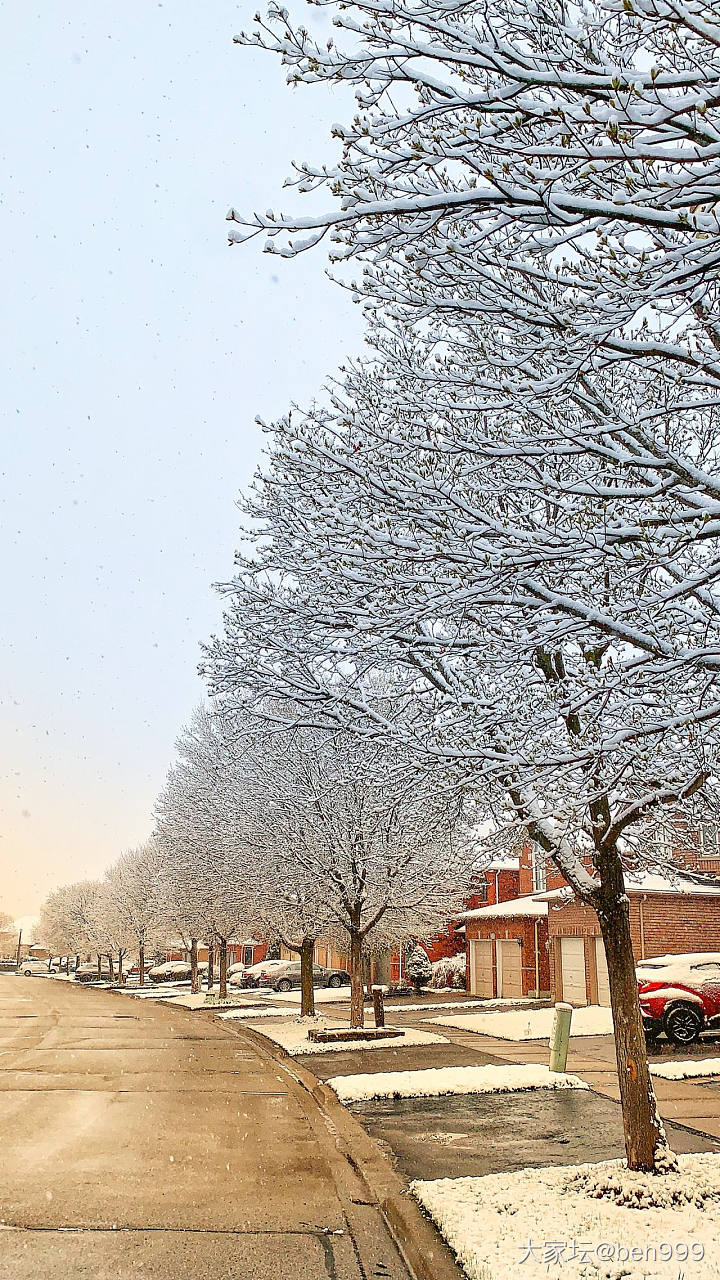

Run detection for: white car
[[18, 957, 57, 977], [148, 960, 209, 984]]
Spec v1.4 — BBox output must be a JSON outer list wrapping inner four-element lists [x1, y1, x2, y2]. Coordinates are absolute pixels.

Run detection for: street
[[0, 975, 411, 1280]]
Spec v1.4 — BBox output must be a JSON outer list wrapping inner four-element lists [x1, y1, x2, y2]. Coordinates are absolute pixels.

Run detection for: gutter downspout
[[534, 919, 540, 996], [639, 895, 647, 961]]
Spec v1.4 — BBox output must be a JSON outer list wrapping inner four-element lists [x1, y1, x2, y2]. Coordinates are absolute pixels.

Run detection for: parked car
[[227, 962, 249, 978], [270, 962, 351, 993], [17, 957, 57, 977], [147, 960, 208, 984], [228, 959, 287, 988], [75, 964, 112, 983], [637, 952, 720, 1045]]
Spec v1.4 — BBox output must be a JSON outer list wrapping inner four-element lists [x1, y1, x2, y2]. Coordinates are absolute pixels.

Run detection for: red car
[[637, 953, 720, 1046]]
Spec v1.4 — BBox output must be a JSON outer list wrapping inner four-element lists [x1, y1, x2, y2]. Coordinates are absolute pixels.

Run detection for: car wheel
[[328, 975, 343, 988], [276, 978, 293, 993], [663, 1003, 703, 1046]]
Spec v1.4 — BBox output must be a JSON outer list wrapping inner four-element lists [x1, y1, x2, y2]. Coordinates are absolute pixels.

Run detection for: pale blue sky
[[1, 3, 362, 915]]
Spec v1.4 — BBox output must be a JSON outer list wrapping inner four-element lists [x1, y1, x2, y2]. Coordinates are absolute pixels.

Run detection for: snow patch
[[431, 1005, 613, 1040], [252, 1016, 447, 1055], [413, 1154, 720, 1279], [327, 1063, 588, 1103], [651, 1056, 720, 1081]]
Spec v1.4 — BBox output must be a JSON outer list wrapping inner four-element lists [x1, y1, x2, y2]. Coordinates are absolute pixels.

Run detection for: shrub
[[406, 944, 432, 993], [430, 953, 467, 990]]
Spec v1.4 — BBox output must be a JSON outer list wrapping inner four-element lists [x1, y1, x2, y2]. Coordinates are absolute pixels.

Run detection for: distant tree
[[104, 844, 167, 986]]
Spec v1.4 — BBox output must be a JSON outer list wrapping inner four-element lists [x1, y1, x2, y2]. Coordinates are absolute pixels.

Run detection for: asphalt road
[[0, 975, 410, 1280]]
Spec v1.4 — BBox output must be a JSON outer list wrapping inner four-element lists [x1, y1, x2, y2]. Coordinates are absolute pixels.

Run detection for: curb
[[216, 1015, 466, 1280]]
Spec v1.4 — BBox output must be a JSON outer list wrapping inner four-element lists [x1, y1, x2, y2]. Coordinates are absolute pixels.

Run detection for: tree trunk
[[207, 943, 214, 991], [219, 937, 228, 1000], [299, 936, 315, 1017], [139, 942, 145, 987], [117, 952, 124, 985], [107, 954, 114, 980], [596, 849, 676, 1172], [190, 938, 200, 994], [96, 954, 101, 976], [349, 929, 364, 1028], [65, 956, 70, 975]]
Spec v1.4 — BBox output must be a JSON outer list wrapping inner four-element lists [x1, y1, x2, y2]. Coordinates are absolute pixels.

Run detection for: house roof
[[459, 893, 548, 922], [481, 857, 520, 873], [538, 868, 720, 904]]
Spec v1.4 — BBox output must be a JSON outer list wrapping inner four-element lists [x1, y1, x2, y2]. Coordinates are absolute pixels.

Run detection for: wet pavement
[[0, 975, 411, 1280], [347, 1090, 718, 1183]]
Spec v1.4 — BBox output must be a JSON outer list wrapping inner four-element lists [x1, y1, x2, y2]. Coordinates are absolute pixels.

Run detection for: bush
[[406, 944, 432, 993], [430, 953, 467, 990]]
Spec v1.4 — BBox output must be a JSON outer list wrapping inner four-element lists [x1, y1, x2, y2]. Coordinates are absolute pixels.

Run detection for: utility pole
[[15, 929, 22, 968]]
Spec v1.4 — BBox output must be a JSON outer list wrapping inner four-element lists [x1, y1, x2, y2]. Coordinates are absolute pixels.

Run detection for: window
[[531, 843, 547, 892], [701, 822, 719, 859]]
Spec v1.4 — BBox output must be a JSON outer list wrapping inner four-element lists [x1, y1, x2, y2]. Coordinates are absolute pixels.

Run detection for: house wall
[[464, 914, 550, 997], [548, 894, 720, 1002]]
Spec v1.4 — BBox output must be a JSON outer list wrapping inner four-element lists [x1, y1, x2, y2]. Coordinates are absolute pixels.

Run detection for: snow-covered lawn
[[327, 1063, 588, 1103], [216, 1005, 298, 1020], [431, 1005, 613, 1040], [383, 999, 496, 1014], [413, 1154, 720, 1279], [252, 1016, 448, 1056], [651, 1057, 720, 1081]]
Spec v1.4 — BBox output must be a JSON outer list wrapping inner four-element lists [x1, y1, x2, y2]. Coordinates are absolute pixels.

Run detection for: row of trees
[[40, 844, 167, 984], [204, 0, 720, 1174], [40, 705, 475, 1017]]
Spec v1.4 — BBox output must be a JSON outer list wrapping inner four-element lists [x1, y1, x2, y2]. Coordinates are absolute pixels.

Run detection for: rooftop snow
[[459, 894, 548, 921]]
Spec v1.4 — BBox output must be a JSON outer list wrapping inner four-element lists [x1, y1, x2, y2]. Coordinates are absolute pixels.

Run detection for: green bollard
[[549, 1002, 573, 1072]]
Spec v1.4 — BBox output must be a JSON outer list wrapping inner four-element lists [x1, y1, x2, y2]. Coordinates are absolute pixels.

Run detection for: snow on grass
[[651, 1057, 720, 1081], [327, 1063, 588, 1103], [216, 1005, 298, 1020], [413, 1154, 720, 1280], [385, 998, 523, 1013], [253, 1016, 448, 1056], [431, 1004, 613, 1040]]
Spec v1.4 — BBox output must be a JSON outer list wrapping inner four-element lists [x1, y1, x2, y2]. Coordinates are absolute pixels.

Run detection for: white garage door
[[498, 939, 523, 999], [470, 940, 493, 997], [560, 937, 587, 1005], [595, 937, 611, 1006]]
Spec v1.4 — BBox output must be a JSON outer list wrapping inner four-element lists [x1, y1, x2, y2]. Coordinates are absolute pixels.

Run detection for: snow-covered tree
[[39, 880, 106, 970], [204, 330, 720, 1169], [154, 708, 263, 998], [406, 944, 431, 994], [103, 844, 167, 986], [232, 0, 720, 404], [215, 0, 720, 1171]]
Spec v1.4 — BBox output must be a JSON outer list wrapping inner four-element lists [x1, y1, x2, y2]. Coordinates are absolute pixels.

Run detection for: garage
[[497, 939, 523, 998], [470, 939, 494, 997], [595, 937, 611, 1006], [560, 937, 587, 1005]]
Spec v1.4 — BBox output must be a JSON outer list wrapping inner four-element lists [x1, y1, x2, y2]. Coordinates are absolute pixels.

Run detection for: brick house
[[166, 938, 268, 968], [462, 894, 551, 998], [544, 871, 720, 1005], [463, 828, 720, 1004]]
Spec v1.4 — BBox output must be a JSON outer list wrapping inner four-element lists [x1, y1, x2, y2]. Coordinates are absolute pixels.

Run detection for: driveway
[[0, 975, 411, 1280]]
